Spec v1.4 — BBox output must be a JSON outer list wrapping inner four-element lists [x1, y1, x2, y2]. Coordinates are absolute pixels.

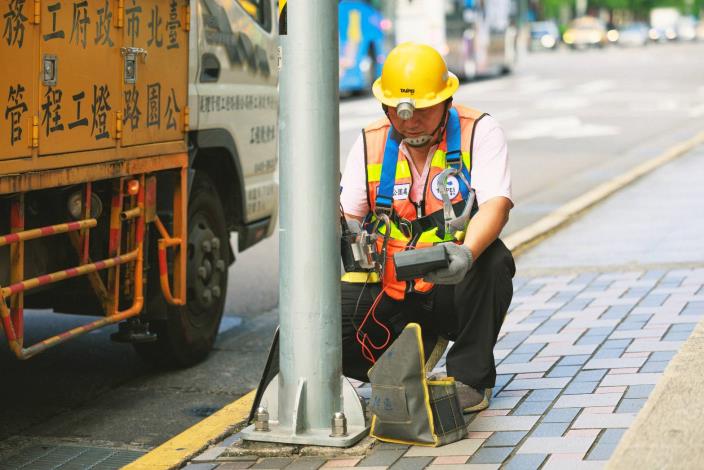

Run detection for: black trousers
[[341, 239, 515, 389]]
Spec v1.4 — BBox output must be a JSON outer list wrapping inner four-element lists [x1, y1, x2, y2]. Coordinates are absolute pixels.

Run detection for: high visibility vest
[[364, 105, 486, 300]]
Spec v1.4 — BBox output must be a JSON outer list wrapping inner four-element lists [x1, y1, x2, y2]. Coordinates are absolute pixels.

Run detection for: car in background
[[530, 20, 560, 51], [617, 22, 649, 47], [563, 16, 608, 49], [676, 16, 698, 41]]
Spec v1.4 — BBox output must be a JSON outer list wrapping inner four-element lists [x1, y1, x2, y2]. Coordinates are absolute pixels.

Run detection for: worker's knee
[[473, 239, 515, 280]]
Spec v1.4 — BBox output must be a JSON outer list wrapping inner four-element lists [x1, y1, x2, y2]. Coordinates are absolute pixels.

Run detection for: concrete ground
[[172, 144, 704, 469]]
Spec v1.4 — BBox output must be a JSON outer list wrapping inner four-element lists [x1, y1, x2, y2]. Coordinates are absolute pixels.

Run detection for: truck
[[649, 7, 680, 41], [0, 0, 279, 367]]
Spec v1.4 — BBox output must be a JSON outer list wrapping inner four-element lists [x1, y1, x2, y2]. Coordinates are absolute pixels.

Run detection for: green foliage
[[537, 0, 703, 20]]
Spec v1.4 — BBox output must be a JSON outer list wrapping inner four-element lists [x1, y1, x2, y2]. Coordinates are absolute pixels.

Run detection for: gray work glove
[[423, 243, 473, 285]]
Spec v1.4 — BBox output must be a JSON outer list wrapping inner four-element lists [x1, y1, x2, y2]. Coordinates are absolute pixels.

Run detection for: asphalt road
[[1, 42, 703, 464]]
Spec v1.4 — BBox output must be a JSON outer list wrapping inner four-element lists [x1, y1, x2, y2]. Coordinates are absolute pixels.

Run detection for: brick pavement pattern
[[189, 268, 704, 469]]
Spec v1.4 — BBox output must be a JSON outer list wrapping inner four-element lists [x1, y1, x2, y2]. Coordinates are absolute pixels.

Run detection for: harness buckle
[[436, 167, 475, 237]]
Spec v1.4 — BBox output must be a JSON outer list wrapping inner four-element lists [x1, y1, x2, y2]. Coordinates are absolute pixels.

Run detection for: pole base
[[240, 375, 369, 447]]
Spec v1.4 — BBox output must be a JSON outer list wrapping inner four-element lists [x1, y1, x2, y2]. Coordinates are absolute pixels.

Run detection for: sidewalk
[[180, 143, 704, 470]]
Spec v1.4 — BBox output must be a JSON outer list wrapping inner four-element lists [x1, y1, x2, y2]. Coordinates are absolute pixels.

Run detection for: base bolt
[[202, 288, 212, 303], [212, 286, 221, 298], [202, 240, 212, 253], [212, 237, 220, 250], [255, 407, 270, 432], [215, 260, 226, 272], [330, 411, 348, 437]]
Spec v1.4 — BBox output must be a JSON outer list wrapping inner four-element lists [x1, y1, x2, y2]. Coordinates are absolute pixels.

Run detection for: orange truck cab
[[0, 0, 279, 366]]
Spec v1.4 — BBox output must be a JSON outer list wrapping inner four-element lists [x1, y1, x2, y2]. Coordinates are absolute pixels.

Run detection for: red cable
[[355, 287, 393, 364]]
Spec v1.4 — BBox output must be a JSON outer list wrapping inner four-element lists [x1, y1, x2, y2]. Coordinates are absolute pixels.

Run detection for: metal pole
[[240, 0, 367, 447]]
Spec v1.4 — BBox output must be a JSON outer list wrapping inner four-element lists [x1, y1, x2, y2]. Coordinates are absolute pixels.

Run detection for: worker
[[340, 42, 515, 413]]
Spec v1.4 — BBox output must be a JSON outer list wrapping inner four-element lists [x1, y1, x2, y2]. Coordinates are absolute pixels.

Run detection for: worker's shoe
[[424, 336, 449, 375], [456, 382, 492, 413]]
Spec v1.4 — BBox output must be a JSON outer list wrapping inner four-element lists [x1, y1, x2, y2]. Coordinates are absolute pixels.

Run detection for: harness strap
[[444, 108, 471, 199], [375, 129, 401, 212]]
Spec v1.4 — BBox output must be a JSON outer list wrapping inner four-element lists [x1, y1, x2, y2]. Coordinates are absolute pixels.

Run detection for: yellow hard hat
[[372, 42, 459, 109]]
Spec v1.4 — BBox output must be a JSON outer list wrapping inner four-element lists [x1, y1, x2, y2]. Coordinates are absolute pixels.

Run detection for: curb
[[127, 131, 704, 470], [123, 390, 255, 470], [504, 131, 704, 255]]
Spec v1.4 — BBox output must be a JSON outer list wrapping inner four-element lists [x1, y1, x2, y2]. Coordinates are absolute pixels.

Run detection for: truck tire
[[135, 173, 228, 368]]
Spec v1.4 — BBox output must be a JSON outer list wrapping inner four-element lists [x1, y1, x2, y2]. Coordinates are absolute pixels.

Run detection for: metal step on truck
[[0, 0, 279, 366]]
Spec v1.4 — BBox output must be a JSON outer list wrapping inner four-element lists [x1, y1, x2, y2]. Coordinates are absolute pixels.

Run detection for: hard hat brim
[[372, 72, 460, 109]]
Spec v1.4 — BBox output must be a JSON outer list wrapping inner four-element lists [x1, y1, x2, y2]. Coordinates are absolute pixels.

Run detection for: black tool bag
[[368, 323, 467, 446]]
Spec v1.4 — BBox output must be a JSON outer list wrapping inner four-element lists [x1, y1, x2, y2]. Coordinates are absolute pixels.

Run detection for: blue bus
[[339, 0, 390, 94]]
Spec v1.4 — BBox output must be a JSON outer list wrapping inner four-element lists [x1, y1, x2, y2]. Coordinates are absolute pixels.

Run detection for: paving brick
[[512, 343, 547, 354], [184, 464, 217, 470], [591, 348, 625, 359], [513, 400, 552, 416], [624, 384, 655, 399], [484, 431, 528, 447], [669, 323, 696, 332], [601, 339, 632, 349], [468, 447, 512, 465], [529, 422, 569, 437], [562, 381, 598, 395], [541, 458, 608, 469], [600, 372, 661, 386], [467, 415, 539, 432], [626, 340, 683, 353], [616, 398, 647, 413], [431, 456, 468, 465], [574, 370, 607, 382], [582, 406, 615, 414], [502, 454, 547, 470], [557, 355, 591, 366], [321, 458, 362, 468], [496, 390, 529, 398], [217, 463, 255, 469], [565, 429, 601, 438], [252, 458, 294, 469], [576, 335, 607, 346], [600, 428, 627, 443], [404, 439, 483, 457], [525, 389, 561, 402], [497, 363, 552, 379], [608, 329, 665, 340], [488, 396, 521, 410], [542, 407, 580, 423], [572, 412, 636, 429], [595, 386, 627, 394], [358, 450, 406, 466], [609, 367, 640, 374], [285, 457, 327, 469], [546, 366, 581, 378], [523, 333, 581, 344], [554, 392, 623, 408], [533, 319, 571, 334], [467, 432, 493, 439], [583, 357, 647, 370], [517, 436, 597, 454], [479, 409, 510, 417], [505, 378, 570, 390], [639, 361, 669, 373], [515, 372, 545, 380], [539, 344, 598, 357], [500, 353, 537, 364], [389, 457, 434, 470], [649, 351, 676, 361], [585, 440, 619, 461], [374, 443, 411, 451], [663, 330, 692, 341]]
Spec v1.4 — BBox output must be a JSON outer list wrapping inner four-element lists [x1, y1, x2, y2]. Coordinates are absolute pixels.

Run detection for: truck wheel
[[135, 173, 228, 368]]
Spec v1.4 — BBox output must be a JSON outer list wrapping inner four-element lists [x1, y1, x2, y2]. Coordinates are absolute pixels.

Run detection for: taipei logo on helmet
[[400, 88, 415, 94]]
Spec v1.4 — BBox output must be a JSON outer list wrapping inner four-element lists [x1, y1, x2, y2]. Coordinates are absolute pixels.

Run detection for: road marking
[[574, 79, 615, 94], [508, 116, 619, 141], [123, 390, 256, 470], [689, 103, 704, 118]]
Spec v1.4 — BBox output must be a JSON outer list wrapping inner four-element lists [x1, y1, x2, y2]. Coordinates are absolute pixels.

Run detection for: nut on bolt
[[254, 406, 270, 432], [202, 240, 212, 253], [330, 411, 348, 437], [211, 237, 220, 250], [215, 260, 226, 272]]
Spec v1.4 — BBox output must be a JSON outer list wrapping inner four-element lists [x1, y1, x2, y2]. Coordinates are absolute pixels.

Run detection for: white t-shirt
[[340, 114, 513, 217]]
